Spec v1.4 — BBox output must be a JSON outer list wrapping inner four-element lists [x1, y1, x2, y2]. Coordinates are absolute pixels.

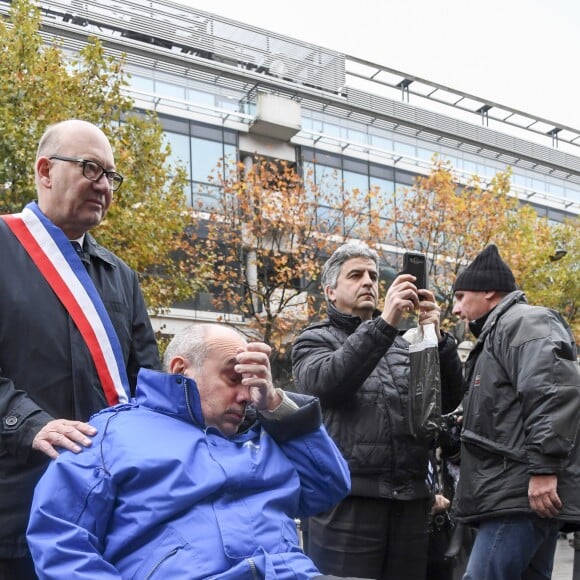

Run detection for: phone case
[[403, 252, 427, 290]]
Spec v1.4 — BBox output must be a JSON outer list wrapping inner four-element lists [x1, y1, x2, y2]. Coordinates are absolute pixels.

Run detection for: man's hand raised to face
[[235, 342, 282, 411]]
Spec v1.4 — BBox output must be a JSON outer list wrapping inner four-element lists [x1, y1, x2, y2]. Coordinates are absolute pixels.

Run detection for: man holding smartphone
[[292, 241, 464, 580]]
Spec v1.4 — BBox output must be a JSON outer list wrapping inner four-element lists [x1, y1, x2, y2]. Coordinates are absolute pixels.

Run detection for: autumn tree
[[392, 157, 579, 338], [0, 0, 204, 310], [497, 208, 579, 337], [196, 156, 391, 382], [390, 158, 515, 327]]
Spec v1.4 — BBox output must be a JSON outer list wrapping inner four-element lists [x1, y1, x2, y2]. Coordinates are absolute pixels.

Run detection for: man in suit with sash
[[0, 119, 160, 579]]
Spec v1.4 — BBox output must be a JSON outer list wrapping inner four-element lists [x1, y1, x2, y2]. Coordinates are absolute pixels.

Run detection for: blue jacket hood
[[134, 367, 205, 428]]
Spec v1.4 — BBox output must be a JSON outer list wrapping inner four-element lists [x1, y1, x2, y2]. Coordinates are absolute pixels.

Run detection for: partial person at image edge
[[452, 244, 580, 580]]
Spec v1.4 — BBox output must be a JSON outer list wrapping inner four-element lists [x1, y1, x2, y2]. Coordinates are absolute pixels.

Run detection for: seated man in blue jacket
[[27, 323, 351, 580]]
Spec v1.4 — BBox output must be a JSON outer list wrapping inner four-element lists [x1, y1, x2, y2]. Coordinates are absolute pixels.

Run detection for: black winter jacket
[[0, 218, 160, 557], [292, 305, 463, 500], [456, 291, 580, 531]]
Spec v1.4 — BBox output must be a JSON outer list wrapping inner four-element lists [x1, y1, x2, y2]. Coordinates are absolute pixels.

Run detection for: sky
[[171, 0, 580, 130]]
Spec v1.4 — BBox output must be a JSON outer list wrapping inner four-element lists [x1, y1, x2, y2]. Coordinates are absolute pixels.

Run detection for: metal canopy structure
[[0, 0, 345, 93], [345, 56, 580, 152]]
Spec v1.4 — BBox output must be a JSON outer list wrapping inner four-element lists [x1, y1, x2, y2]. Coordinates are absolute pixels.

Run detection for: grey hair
[[321, 241, 379, 299], [162, 324, 211, 372], [162, 323, 245, 372]]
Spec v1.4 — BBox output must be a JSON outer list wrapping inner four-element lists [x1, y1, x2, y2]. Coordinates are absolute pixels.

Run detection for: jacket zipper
[[247, 557, 259, 580], [144, 547, 179, 579], [182, 380, 197, 424]]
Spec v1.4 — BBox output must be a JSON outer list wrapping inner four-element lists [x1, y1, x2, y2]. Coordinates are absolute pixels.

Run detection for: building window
[[158, 115, 238, 209]]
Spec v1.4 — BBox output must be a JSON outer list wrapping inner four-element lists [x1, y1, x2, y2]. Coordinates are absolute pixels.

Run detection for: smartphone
[[402, 251, 428, 290]]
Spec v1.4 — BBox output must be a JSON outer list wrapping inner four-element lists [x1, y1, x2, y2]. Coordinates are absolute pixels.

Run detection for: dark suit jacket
[[0, 214, 160, 557]]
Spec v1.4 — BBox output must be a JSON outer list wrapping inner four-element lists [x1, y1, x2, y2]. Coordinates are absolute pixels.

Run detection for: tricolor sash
[[1, 202, 129, 405]]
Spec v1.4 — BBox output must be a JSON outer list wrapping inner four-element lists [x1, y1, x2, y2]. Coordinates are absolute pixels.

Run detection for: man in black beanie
[[452, 244, 580, 580]]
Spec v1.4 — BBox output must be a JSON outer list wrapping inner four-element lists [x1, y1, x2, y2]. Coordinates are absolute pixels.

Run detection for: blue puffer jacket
[[27, 368, 350, 579]]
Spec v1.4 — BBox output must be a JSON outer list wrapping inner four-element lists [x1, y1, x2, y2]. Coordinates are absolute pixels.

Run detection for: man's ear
[[325, 284, 335, 303], [484, 291, 503, 307], [36, 157, 51, 188], [169, 356, 187, 375]]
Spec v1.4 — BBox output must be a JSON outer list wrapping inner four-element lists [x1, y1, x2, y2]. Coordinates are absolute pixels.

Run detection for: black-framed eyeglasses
[[49, 155, 124, 191]]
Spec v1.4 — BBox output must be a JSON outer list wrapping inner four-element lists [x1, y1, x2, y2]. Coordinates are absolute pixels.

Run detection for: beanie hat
[[453, 244, 517, 292]]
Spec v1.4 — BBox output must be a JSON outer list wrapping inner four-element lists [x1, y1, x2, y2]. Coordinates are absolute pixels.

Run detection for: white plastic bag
[[403, 323, 442, 441]]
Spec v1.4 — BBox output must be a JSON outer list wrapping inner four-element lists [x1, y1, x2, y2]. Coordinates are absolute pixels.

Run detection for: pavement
[[552, 536, 577, 580]]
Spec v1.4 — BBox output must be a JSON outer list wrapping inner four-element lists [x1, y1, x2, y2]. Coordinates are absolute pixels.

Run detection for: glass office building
[[4, 0, 578, 332]]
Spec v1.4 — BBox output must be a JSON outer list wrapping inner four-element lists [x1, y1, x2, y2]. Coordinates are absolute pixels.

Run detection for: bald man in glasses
[[0, 119, 159, 579]]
